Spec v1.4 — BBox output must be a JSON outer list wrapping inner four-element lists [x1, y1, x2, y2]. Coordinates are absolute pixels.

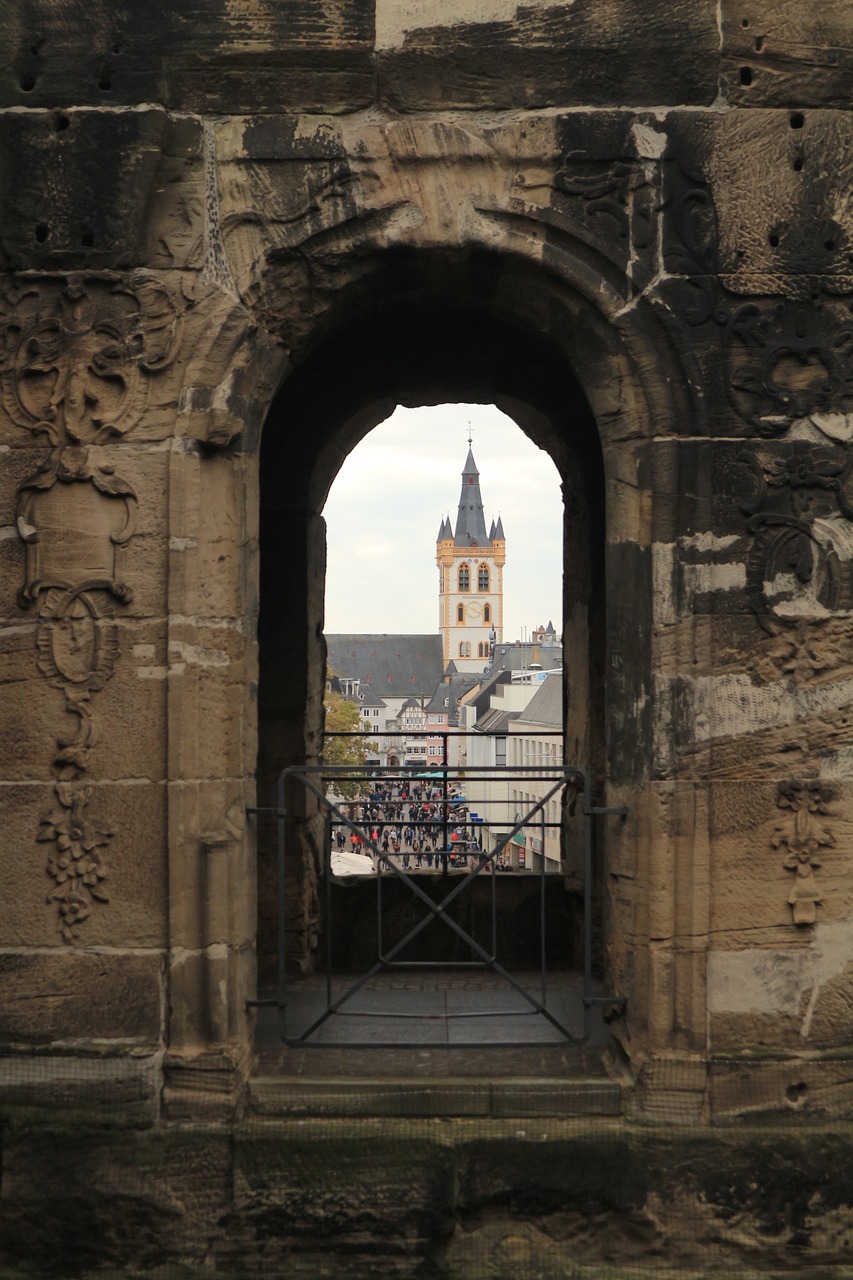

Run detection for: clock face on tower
[[466, 601, 482, 622]]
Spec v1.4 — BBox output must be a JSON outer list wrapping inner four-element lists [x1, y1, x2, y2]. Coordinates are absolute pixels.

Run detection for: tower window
[[457, 603, 464, 622], [478, 642, 487, 658], [484, 604, 490, 623], [458, 565, 470, 591], [459, 641, 470, 657], [478, 566, 489, 591]]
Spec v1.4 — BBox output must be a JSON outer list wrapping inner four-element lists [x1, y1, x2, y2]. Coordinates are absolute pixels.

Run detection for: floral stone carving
[[772, 781, 835, 926], [6, 273, 182, 940]]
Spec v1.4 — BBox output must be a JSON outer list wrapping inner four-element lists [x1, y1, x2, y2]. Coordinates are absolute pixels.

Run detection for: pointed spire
[[453, 446, 489, 545], [493, 514, 505, 540], [488, 518, 496, 540]]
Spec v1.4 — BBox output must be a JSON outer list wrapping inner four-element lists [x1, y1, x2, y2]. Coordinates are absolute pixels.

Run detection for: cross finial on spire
[[467, 420, 473, 446]]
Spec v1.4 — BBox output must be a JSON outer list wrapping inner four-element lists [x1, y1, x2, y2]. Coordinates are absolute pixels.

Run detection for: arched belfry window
[[457, 603, 464, 622], [484, 603, 491, 623], [459, 641, 470, 657], [458, 564, 470, 591], [478, 565, 489, 592]]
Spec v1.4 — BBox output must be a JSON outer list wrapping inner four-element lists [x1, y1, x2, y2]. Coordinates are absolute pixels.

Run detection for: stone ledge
[[248, 1076, 622, 1118]]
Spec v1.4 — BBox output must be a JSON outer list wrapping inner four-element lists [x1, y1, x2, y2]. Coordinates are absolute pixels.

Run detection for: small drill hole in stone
[[112, 42, 122, 55], [740, 66, 753, 86], [741, 17, 750, 26], [34, 223, 48, 243], [755, 36, 764, 52], [825, 239, 836, 251], [793, 157, 804, 172], [97, 73, 112, 91], [769, 232, 780, 248], [20, 72, 36, 91], [786, 1082, 808, 1103], [790, 112, 805, 129], [54, 113, 70, 131], [80, 228, 94, 247]]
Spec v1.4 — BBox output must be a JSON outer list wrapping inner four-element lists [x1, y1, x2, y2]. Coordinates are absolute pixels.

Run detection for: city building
[[508, 672, 564, 873], [436, 444, 505, 672]]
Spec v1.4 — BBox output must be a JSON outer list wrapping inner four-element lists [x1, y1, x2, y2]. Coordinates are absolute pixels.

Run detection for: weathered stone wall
[[3, 1, 853, 1271]]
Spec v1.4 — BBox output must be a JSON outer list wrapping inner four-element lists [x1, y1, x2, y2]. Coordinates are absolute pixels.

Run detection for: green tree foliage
[[323, 691, 374, 798]]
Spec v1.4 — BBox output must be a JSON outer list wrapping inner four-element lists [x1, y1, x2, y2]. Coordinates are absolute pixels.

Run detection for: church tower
[[436, 444, 505, 673]]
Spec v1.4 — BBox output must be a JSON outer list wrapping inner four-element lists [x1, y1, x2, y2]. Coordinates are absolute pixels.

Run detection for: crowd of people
[[331, 778, 479, 872]]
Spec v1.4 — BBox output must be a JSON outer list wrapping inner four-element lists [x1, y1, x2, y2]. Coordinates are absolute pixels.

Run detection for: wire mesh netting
[[2, 1050, 853, 1279]]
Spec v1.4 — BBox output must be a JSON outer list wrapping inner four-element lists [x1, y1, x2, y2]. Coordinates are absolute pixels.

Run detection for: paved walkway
[[255, 969, 617, 1079]]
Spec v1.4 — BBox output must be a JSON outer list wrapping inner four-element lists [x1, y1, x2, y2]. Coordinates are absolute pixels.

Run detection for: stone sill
[[248, 1076, 622, 1119]]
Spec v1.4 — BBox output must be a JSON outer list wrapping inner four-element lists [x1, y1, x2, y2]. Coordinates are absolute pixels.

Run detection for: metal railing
[[249, 730, 627, 1048]]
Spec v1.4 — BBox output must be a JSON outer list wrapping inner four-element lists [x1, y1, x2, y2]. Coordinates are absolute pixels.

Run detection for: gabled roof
[[513, 672, 562, 728], [358, 686, 386, 709], [476, 707, 520, 734], [325, 634, 445, 695]]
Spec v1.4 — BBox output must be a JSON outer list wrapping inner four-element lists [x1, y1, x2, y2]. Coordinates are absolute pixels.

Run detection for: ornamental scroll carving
[[726, 300, 853, 437], [772, 781, 836, 926], [739, 437, 853, 637], [5, 274, 182, 940]]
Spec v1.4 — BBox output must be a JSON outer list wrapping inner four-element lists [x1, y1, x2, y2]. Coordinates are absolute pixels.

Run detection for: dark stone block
[[378, 2, 720, 111], [722, 0, 853, 108], [607, 541, 652, 785], [0, 0, 375, 112], [0, 109, 202, 272]]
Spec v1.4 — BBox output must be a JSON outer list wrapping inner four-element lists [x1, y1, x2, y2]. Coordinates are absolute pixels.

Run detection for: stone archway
[[253, 242, 678, 1059]]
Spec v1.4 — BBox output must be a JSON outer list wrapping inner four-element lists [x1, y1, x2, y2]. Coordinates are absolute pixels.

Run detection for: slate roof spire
[[453, 446, 490, 545]]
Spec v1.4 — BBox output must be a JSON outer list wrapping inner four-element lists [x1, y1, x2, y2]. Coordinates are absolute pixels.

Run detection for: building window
[[458, 564, 470, 591], [457, 603, 464, 622], [478, 565, 489, 591], [478, 642, 487, 657], [459, 641, 470, 657], [484, 604, 490, 623]]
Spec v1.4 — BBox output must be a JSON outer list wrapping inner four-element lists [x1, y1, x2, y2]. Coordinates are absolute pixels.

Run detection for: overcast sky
[[323, 403, 563, 639]]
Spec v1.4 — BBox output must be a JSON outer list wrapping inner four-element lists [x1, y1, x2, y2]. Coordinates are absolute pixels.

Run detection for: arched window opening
[[257, 281, 610, 1064]]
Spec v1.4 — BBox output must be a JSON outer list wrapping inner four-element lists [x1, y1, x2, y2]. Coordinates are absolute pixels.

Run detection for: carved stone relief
[[0, 273, 182, 445], [725, 300, 853, 437], [4, 273, 182, 940], [772, 780, 836, 926], [739, 437, 853, 636]]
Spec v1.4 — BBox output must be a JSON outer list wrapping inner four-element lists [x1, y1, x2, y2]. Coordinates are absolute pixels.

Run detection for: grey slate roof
[[513, 672, 563, 728], [490, 641, 563, 674], [453, 446, 491, 546], [358, 686, 387, 709], [326, 634, 445, 694], [476, 707, 521, 734]]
